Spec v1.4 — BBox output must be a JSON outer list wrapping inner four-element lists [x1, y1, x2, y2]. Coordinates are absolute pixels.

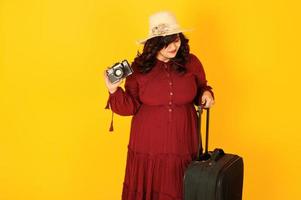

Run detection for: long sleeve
[[189, 54, 215, 106], [105, 69, 141, 131]]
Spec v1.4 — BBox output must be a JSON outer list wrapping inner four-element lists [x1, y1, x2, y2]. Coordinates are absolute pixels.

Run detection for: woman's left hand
[[201, 91, 215, 108]]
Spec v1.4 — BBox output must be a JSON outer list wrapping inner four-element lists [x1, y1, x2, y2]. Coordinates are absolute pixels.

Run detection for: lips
[[168, 50, 177, 54]]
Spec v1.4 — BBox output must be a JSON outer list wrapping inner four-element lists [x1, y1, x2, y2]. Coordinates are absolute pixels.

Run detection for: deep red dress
[[105, 53, 214, 200]]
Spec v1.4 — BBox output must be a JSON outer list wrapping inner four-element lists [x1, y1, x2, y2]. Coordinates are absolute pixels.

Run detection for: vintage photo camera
[[106, 60, 133, 84]]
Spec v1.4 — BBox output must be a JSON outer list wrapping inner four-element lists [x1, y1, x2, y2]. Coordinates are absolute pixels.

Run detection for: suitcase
[[183, 107, 244, 200]]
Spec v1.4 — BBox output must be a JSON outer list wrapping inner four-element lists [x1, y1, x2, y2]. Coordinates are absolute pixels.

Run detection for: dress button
[[169, 101, 172, 105], [170, 92, 173, 96], [168, 108, 172, 112], [169, 82, 172, 86]]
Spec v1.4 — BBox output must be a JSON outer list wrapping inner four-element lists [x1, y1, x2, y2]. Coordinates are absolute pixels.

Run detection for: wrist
[[109, 88, 118, 94]]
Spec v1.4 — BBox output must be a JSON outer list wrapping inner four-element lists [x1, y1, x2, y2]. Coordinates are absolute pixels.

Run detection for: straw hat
[[138, 11, 191, 44]]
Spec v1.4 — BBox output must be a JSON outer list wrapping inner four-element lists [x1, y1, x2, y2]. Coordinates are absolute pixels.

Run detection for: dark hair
[[133, 32, 190, 74]]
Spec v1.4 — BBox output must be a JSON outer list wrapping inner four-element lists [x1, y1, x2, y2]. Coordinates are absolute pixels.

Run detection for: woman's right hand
[[103, 70, 124, 94]]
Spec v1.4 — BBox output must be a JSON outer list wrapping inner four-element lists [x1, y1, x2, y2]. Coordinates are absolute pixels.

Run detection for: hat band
[[149, 23, 180, 37]]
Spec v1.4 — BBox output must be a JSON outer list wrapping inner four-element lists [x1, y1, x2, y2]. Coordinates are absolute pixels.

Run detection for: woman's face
[[157, 34, 181, 61]]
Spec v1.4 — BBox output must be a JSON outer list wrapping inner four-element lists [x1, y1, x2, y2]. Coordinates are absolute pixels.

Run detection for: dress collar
[[155, 58, 172, 67]]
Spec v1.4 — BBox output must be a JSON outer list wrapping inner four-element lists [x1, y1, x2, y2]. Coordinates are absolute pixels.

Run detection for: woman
[[104, 11, 214, 200]]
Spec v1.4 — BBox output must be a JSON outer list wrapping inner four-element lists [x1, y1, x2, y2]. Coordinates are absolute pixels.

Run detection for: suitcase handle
[[196, 107, 225, 162], [211, 148, 225, 161], [196, 105, 210, 161]]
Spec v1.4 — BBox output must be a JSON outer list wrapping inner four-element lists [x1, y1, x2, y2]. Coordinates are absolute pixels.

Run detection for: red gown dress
[[105, 53, 214, 200]]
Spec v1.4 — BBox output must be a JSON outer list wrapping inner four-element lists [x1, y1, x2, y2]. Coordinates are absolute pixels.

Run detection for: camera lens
[[114, 68, 123, 78]]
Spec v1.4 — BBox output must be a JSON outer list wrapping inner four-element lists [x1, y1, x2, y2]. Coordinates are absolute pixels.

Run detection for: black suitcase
[[184, 107, 244, 200]]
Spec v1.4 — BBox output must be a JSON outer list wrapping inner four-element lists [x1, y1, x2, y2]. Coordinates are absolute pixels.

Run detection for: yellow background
[[1, 0, 300, 199]]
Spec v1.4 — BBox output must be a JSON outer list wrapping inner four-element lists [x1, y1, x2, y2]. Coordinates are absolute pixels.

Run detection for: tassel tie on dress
[[105, 96, 114, 132]]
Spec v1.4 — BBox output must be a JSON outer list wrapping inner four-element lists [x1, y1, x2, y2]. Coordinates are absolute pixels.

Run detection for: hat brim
[[136, 28, 193, 45]]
